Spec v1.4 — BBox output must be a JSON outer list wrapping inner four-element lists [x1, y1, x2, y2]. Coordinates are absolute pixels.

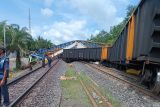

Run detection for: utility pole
[[3, 23, 6, 56], [29, 8, 31, 34]]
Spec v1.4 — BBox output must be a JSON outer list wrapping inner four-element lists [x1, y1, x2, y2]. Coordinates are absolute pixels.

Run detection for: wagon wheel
[[140, 69, 152, 85], [150, 68, 160, 95]]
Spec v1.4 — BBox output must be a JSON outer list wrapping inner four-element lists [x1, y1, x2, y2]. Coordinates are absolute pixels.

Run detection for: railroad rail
[[79, 79, 99, 107], [83, 62, 160, 102], [9, 59, 59, 107], [74, 65, 112, 107], [79, 75, 112, 107], [8, 57, 58, 86], [7, 65, 42, 86], [84, 62, 140, 83], [98, 65, 140, 82]]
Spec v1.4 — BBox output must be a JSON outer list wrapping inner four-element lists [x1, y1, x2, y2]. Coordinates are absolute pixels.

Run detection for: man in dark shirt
[[0, 48, 10, 107], [46, 55, 52, 67], [42, 54, 46, 68], [28, 54, 32, 70]]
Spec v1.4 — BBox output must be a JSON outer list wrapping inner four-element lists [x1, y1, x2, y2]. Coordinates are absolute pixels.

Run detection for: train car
[[62, 47, 108, 62], [61, 0, 160, 94], [46, 51, 54, 58], [107, 0, 160, 93]]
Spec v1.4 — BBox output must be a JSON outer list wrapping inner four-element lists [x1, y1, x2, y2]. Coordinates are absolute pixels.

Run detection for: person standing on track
[[0, 48, 10, 107], [28, 54, 32, 70], [42, 54, 46, 68], [46, 54, 52, 68]]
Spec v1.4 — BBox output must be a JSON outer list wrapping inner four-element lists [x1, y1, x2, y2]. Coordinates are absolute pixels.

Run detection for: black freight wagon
[[62, 48, 102, 62], [108, 0, 160, 94]]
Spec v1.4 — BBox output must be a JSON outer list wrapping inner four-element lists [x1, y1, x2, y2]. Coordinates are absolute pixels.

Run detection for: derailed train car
[[62, 0, 160, 94], [63, 47, 108, 62], [107, 0, 160, 94]]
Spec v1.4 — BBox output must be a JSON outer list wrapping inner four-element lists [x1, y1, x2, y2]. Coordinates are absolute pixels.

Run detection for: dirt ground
[[9, 57, 29, 71]]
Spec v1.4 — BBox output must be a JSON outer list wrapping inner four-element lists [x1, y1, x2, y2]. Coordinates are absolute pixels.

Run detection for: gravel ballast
[[18, 60, 66, 107], [73, 62, 160, 107], [9, 65, 49, 103]]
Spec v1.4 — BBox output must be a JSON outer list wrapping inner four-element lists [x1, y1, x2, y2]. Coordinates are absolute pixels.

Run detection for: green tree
[[124, 5, 136, 23], [0, 21, 13, 49], [0, 21, 54, 69], [0, 21, 5, 47], [34, 36, 53, 50], [89, 5, 136, 45], [7, 24, 32, 68]]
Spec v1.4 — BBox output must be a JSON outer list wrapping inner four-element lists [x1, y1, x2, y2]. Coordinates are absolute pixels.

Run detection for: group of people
[[29, 53, 53, 70], [0, 48, 53, 107], [42, 54, 52, 68]]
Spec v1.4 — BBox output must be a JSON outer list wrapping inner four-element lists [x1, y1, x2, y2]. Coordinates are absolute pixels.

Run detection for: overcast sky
[[0, 0, 139, 45]]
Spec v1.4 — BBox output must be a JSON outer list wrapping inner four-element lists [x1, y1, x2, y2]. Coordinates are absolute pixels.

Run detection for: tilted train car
[[62, 47, 108, 62], [62, 0, 160, 94], [107, 0, 160, 93]]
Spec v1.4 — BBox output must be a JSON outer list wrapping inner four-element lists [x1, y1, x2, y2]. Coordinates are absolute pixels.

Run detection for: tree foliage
[[89, 5, 136, 45], [0, 22, 54, 68]]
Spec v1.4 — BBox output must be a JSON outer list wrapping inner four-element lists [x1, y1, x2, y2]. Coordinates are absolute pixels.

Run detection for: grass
[[60, 65, 91, 105], [9, 69, 21, 79], [61, 65, 122, 107], [96, 85, 122, 107], [79, 71, 122, 107], [65, 67, 76, 77]]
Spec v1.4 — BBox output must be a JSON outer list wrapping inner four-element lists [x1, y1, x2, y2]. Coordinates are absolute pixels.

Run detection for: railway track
[[80, 79, 112, 107], [9, 59, 59, 107], [83, 61, 140, 83], [82, 62, 160, 102], [74, 65, 112, 107], [8, 64, 42, 86], [99, 64, 140, 82]]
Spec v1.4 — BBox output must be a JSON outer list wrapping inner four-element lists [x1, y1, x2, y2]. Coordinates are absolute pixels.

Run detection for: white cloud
[[41, 8, 53, 17], [66, 0, 124, 30], [33, 0, 134, 44], [32, 20, 89, 44], [93, 30, 100, 36]]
